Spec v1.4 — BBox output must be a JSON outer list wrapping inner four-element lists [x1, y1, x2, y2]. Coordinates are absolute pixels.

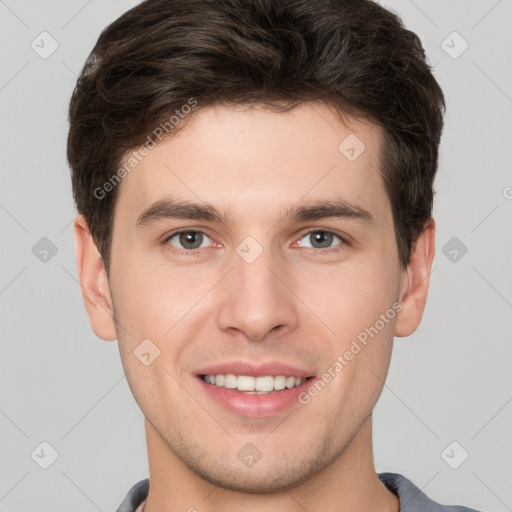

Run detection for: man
[[67, 0, 482, 511]]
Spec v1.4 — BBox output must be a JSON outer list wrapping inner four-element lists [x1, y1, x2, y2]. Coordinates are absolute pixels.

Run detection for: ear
[[74, 214, 117, 341], [394, 217, 436, 337]]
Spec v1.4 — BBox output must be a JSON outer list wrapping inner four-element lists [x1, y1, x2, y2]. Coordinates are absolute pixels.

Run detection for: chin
[[194, 463, 314, 494]]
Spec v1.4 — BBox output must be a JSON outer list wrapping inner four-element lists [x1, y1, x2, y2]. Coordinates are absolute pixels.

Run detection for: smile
[[201, 374, 311, 393]]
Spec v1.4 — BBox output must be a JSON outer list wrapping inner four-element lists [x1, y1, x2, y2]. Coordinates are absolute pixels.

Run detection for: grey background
[[1, 0, 511, 511]]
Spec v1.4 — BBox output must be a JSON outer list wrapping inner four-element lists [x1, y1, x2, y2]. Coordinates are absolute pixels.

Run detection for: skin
[[74, 102, 435, 512]]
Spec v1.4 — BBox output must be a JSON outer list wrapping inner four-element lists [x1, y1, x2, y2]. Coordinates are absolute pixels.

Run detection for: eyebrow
[[135, 197, 375, 228]]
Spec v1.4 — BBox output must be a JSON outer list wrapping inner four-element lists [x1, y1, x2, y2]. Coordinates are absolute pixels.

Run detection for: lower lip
[[196, 376, 315, 418]]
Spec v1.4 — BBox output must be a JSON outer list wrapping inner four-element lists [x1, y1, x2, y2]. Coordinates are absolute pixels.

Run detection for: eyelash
[[162, 228, 350, 256]]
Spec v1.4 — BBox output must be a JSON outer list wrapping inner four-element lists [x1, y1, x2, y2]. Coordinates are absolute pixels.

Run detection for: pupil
[[180, 231, 202, 249], [312, 231, 332, 248]]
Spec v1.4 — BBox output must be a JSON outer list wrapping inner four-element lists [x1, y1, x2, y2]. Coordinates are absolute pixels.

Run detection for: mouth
[[193, 362, 317, 418]]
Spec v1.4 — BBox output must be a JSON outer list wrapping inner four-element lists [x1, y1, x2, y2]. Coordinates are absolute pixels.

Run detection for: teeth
[[273, 375, 286, 390], [237, 375, 255, 391], [286, 376, 296, 389], [202, 374, 308, 392], [224, 374, 237, 389]]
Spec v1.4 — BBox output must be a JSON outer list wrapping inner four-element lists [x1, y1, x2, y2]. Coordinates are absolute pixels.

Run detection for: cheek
[[110, 264, 199, 421], [300, 257, 399, 403], [300, 258, 399, 341], [110, 257, 192, 331], [110, 261, 217, 376], [302, 266, 397, 427]]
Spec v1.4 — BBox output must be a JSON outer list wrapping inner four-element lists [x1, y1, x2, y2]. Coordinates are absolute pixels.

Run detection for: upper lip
[[194, 361, 315, 378]]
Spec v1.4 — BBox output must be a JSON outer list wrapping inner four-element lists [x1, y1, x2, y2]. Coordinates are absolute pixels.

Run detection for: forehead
[[114, 103, 389, 227]]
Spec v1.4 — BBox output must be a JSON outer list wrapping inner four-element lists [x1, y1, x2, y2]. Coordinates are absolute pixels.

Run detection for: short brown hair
[[67, 0, 445, 274]]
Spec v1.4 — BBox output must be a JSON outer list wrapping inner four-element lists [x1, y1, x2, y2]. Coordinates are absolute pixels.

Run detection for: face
[[76, 102, 432, 493]]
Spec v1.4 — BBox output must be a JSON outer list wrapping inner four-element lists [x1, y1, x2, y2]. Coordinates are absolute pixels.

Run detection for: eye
[[163, 228, 348, 256], [297, 230, 346, 251], [165, 230, 213, 252]]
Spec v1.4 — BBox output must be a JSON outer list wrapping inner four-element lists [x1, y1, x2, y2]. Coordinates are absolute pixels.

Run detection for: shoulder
[[378, 472, 484, 512], [115, 478, 149, 512]]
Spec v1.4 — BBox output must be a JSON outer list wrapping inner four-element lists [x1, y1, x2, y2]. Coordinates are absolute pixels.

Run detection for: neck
[[142, 415, 399, 512]]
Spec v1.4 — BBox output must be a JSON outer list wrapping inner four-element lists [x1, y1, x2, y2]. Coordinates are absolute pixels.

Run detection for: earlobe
[[394, 218, 436, 338], [74, 214, 117, 341]]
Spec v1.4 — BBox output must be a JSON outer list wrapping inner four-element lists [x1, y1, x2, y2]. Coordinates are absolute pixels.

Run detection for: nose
[[216, 246, 299, 342]]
